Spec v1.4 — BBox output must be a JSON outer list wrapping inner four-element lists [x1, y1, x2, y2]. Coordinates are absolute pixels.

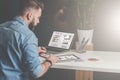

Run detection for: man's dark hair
[[19, 0, 44, 15]]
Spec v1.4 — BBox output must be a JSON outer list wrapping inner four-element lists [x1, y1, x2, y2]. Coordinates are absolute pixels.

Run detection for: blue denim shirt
[[0, 17, 43, 80]]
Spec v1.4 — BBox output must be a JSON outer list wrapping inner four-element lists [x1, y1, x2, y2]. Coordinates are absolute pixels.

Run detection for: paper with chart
[[57, 54, 82, 62]]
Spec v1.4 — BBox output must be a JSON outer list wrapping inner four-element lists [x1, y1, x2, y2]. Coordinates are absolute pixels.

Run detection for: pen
[[80, 37, 85, 49], [81, 37, 85, 45], [82, 38, 89, 50]]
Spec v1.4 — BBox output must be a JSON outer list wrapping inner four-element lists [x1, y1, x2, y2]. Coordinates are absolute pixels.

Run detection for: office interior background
[[0, 0, 120, 80]]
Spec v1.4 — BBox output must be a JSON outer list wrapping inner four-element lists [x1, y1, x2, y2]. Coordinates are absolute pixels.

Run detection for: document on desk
[[56, 53, 83, 63]]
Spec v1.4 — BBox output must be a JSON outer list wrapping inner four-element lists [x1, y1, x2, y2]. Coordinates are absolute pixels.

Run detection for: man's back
[[0, 17, 42, 80], [0, 0, 58, 79]]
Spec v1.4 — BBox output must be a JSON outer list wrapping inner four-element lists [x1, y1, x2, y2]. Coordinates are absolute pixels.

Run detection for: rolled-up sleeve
[[22, 32, 43, 78]]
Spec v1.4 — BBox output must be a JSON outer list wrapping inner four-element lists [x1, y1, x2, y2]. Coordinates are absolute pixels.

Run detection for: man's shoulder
[[0, 20, 33, 37], [10, 20, 33, 36], [0, 21, 11, 27]]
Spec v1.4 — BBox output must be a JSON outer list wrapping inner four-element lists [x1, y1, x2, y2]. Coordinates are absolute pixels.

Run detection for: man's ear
[[26, 12, 33, 21]]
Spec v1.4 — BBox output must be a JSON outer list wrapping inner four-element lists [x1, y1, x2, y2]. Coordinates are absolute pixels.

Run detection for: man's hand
[[46, 54, 58, 65], [38, 46, 49, 58], [38, 46, 57, 64], [38, 46, 47, 54]]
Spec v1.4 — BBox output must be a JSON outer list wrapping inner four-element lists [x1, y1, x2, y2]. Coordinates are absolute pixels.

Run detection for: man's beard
[[29, 21, 36, 31]]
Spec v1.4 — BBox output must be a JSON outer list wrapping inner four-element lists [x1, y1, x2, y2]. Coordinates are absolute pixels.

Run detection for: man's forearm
[[38, 61, 52, 77]]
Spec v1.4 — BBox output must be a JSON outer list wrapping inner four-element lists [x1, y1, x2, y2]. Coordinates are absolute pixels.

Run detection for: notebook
[[47, 31, 74, 53]]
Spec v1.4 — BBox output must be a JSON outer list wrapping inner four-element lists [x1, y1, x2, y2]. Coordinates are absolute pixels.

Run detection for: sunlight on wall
[[104, 9, 120, 38], [94, 0, 120, 51]]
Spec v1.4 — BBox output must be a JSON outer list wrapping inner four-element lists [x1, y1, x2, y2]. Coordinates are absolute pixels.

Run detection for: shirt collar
[[13, 16, 28, 28]]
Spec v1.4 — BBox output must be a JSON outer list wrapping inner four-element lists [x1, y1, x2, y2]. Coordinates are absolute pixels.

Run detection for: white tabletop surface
[[51, 50, 120, 73]]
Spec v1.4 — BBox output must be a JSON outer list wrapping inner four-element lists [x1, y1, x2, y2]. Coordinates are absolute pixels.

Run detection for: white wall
[[93, 0, 120, 80]]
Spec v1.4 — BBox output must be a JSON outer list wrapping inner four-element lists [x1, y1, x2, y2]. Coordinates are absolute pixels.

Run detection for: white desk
[[52, 50, 120, 73]]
